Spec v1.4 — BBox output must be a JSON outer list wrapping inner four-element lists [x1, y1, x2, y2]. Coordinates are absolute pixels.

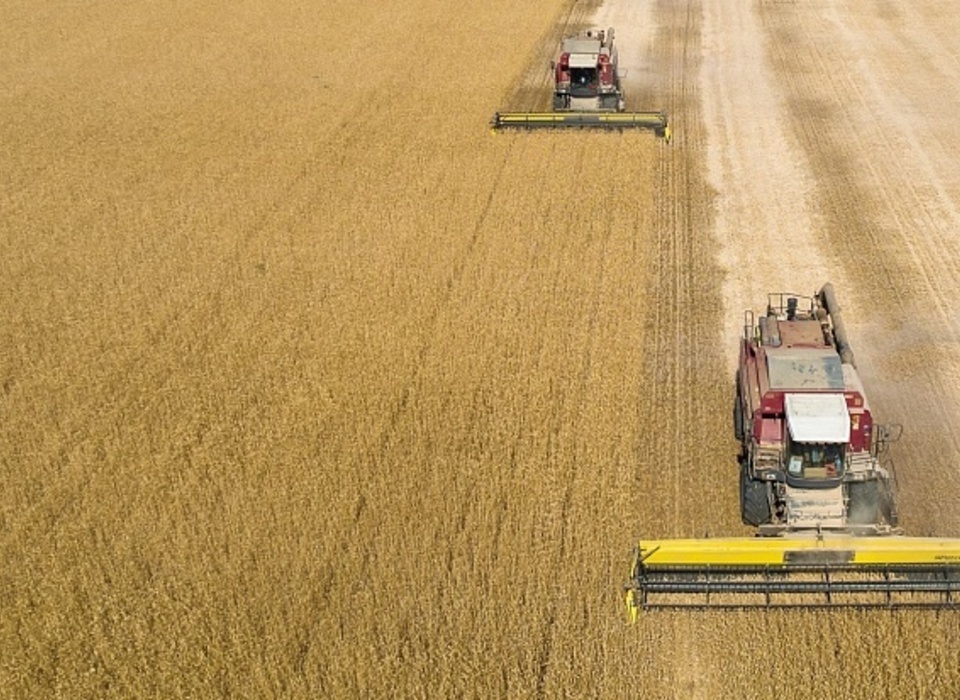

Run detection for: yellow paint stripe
[[636, 537, 960, 567], [494, 112, 669, 129]]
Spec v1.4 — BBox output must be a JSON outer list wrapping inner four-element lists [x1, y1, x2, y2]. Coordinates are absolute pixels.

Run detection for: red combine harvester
[[735, 283, 900, 535], [624, 284, 960, 613], [491, 27, 669, 138]]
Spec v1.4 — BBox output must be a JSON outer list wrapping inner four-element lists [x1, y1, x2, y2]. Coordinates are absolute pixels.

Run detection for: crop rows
[[2, 0, 960, 697]]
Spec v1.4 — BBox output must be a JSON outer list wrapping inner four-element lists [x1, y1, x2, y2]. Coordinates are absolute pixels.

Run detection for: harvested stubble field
[[3, 0, 960, 697]]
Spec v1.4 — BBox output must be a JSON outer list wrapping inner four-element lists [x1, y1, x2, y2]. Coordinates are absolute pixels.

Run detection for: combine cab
[[551, 28, 624, 112], [625, 284, 960, 614], [491, 28, 670, 139]]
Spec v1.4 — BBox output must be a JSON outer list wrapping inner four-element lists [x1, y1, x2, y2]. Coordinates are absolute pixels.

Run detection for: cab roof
[[785, 393, 851, 443]]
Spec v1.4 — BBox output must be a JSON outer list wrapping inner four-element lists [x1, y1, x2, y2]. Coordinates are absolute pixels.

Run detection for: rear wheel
[[741, 466, 771, 526], [847, 480, 880, 524]]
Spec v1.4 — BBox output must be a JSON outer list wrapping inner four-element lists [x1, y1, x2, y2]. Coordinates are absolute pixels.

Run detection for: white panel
[[785, 393, 850, 443]]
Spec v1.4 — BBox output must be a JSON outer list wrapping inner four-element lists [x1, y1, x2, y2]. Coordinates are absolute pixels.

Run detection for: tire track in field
[[633, 1, 725, 697], [324, 135, 539, 676], [768, 6, 960, 324], [0, 79, 387, 543], [701, 0, 838, 374], [342, 144, 515, 583], [761, 1, 960, 533], [0, 94, 382, 557], [506, 0, 604, 112], [0, 17, 384, 490], [812, 6, 960, 328], [530, 140, 590, 699], [617, 3, 960, 700], [533, 141, 617, 698], [657, 5, 707, 699], [648, 0, 726, 543]]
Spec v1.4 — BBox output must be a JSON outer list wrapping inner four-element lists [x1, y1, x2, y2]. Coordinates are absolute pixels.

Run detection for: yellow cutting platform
[[491, 111, 671, 140], [624, 536, 960, 617], [634, 536, 960, 567]]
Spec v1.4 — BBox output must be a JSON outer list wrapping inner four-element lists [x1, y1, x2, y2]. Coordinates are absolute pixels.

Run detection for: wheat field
[[3, 0, 960, 697]]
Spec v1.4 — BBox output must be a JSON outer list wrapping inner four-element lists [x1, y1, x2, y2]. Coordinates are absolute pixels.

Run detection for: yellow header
[[493, 112, 669, 129], [635, 536, 960, 567]]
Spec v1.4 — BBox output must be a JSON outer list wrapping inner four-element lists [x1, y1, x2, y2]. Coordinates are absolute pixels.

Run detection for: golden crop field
[[3, 0, 960, 697]]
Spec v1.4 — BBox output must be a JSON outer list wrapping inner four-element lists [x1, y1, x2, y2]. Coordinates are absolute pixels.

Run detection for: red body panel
[[740, 330, 873, 456], [758, 417, 783, 445], [555, 52, 570, 85], [598, 54, 614, 85]]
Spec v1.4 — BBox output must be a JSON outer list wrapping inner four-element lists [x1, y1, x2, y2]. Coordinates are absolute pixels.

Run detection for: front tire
[[600, 95, 620, 111], [879, 479, 898, 526], [741, 466, 771, 526], [847, 480, 880, 525]]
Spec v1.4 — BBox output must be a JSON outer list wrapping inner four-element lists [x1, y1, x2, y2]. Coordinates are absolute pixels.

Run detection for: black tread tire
[[847, 480, 880, 525], [879, 480, 898, 527], [600, 95, 619, 111], [741, 467, 771, 526], [733, 375, 745, 442]]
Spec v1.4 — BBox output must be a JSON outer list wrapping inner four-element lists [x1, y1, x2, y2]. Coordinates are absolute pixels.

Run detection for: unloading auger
[[625, 284, 960, 617]]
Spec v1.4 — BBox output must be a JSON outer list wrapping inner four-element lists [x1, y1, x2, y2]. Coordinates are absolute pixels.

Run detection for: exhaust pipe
[[820, 282, 856, 366]]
